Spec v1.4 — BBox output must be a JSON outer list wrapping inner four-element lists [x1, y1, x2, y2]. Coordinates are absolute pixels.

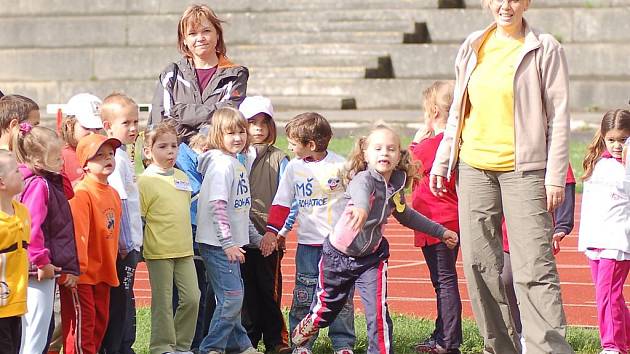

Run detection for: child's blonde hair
[[206, 107, 249, 153], [345, 125, 420, 188], [582, 109, 630, 180], [189, 133, 209, 153], [0, 150, 15, 176], [142, 122, 178, 166], [101, 92, 139, 123], [11, 124, 62, 174], [422, 81, 454, 122]]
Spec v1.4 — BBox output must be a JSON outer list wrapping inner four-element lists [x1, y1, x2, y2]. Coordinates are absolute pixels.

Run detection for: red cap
[[76, 134, 121, 167]]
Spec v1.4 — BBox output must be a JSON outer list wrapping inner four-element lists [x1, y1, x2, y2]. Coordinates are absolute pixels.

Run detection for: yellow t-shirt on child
[[0, 200, 30, 318], [138, 166, 194, 260], [459, 28, 524, 171]]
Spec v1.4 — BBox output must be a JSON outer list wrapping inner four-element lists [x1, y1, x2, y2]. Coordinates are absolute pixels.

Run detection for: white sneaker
[[238, 348, 263, 354], [599, 350, 621, 354], [291, 347, 312, 354]]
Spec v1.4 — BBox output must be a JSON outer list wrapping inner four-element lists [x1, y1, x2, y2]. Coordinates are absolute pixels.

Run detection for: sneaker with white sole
[[335, 349, 354, 354], [291, 347, 312, 354], [238, 348, 264, 354], [599, 350, 621, 354], [291, 316, 318, 347]]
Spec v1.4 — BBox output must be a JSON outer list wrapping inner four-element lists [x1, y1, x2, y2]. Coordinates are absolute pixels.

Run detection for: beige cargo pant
[[457, 163, 574, 354]]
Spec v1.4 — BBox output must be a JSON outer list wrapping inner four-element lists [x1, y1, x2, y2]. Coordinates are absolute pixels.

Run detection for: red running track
[[133, 195, 616, 327]]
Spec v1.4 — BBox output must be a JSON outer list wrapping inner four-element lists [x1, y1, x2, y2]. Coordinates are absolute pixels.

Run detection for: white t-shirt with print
[[196, 150, 252, 247], [272, 151, 346, 245]]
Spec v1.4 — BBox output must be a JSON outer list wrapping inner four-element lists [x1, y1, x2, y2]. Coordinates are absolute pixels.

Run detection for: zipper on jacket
[[363, 173, 407, 255]]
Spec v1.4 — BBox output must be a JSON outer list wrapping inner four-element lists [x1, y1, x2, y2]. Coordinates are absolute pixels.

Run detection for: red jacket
[[410, 133, 460, 247]]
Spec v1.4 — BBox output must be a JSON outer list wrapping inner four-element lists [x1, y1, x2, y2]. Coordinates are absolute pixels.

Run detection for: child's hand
[[224, 246, 246, 263], [348, 207, 368, 232], [277, 235, 286, 251], [260, 232, 278, 257], [38, 263, 61, 281], [442, 230, 459, 249], [62, 274, 79, 288], [552, 232, 565, 255]]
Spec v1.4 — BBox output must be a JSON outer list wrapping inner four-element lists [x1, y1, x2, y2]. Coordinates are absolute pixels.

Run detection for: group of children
[[0, 83, 629, 354]]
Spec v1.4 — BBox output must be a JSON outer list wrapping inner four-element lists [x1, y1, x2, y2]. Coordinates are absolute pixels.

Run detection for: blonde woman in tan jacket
[[428, 1, 573, 353]]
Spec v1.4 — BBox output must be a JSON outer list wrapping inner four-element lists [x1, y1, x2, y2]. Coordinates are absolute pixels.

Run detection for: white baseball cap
[[65, 93, 103, 129], [239, 96, 274, 120]]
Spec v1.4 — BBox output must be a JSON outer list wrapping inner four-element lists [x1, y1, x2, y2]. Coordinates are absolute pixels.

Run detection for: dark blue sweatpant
[[298, 238, 393, 354]]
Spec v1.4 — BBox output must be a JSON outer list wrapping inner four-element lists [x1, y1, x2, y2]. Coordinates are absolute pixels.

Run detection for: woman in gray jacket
[[429, 1, 573, 353], [149, 4, 249, 143]]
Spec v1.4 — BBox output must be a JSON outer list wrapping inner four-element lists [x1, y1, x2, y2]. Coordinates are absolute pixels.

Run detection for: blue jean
[[198, 244, 253, 353], [289, 244, 355, 350]]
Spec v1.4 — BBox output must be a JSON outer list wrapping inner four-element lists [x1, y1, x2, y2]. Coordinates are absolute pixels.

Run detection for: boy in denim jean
[[261, 112, 355, 354]]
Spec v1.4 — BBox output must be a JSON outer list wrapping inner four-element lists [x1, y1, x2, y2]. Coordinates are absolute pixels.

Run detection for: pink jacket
[[18, 165, 51, 268]]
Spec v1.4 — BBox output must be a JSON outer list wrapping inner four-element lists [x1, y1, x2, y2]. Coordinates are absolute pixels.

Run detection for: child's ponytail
[[11, 123, 61, 174], [398, 148, 421, 189], [582, 130, 605, 181], [344, 136, 368, 185]]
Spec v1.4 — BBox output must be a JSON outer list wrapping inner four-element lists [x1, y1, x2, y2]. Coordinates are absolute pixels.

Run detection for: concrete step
[[231, 53, 377, 68], [0, 0, 438, 16], [4, 42, 629, 82], [1, 78, 627, 113], [250, 31, 404, 45], [2, 8, 629, 48], [263, 96, 350, 110], [248, 66, 366, 79], [259, 20, 415, 33], [388, 43, 630, 79], [5, 0, 629, 18]]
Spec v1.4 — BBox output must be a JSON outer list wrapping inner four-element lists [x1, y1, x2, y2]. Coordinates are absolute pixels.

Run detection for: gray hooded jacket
[[330, 169, 446, 257]]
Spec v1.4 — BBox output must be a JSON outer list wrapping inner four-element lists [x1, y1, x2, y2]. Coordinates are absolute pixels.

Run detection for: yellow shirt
[[0, 200, 30, 317], [138, 166, 194, 260], [459, 29, 524, 171]]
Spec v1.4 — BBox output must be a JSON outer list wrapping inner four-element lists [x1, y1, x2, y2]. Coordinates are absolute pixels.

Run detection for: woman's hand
[[224, 246, 246, 263], [442, 230, 459, 249], [545, 185, 565, 212], [429, 174, 448, 198]]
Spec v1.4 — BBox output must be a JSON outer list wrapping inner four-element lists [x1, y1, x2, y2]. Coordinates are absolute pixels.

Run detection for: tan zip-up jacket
[[430, 20, 570, 187]]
